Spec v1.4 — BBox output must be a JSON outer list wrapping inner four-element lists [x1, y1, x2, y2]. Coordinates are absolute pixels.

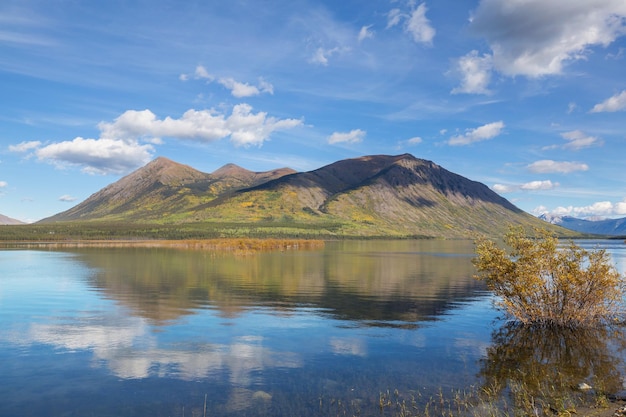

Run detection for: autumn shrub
[[473, 226, 625, 327]]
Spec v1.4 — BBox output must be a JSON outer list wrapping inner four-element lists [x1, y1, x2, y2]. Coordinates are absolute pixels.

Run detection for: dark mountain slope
[[191, 154, 567, 237]]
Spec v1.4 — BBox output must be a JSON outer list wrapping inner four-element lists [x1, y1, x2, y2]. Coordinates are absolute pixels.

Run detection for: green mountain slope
[[40, 153, 572, 238], [41, 157, 295, 223]]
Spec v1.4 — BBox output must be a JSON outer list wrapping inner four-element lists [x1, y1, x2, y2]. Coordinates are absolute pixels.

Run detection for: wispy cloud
[[58, 195, 78, 202], [358, 25, 374, 42], [590, 90, 626, 113], [328, 129, 366, 144], [405, 136, 423, 145], [527, 160, 589, 174], [493, 180, 559, 193], [448, 121, 504, 145], [180, 65, 273, 98], [386, 3, 435, 45], [492, 183, 516, 193], [8, 140, 42, 152], [217, 77, 274, 98], [451, 50, 493, 95], [309, 46, 348, 66], [405, 3, 435, 45], [179, 65, 215, 82], [559, 130, 603, 150]]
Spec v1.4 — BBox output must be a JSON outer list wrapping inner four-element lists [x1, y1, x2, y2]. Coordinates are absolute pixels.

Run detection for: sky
[[1, 0, 625, 223]]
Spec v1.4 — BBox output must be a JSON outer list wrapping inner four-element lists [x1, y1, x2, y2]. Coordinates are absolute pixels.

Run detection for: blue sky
[[1, 0, 625, 223]]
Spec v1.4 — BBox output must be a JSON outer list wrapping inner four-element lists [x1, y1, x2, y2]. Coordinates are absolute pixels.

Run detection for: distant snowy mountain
[[539, 214, 626, 236]]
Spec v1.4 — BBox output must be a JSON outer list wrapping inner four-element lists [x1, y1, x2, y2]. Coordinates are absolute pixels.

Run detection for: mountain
[[41, 154, 572, 238], [0, 214, 24, 225], [195, 153, 558, 237], [42, 157, 295, 222], [540, 214, 626, 236]]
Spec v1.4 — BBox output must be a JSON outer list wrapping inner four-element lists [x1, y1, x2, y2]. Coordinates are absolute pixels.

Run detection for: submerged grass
[[332, 384, 615, 417]]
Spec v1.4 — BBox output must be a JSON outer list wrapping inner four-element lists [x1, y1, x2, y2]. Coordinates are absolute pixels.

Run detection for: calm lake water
[[1, 239, 625, 416]]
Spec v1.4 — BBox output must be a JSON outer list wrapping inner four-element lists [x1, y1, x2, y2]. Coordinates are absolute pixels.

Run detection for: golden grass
[[0, 238, 325, 253]]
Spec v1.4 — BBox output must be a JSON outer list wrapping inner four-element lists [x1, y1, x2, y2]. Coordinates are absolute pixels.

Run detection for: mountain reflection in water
[[76, 240, 485, 325], [3, 240, 624, 416]]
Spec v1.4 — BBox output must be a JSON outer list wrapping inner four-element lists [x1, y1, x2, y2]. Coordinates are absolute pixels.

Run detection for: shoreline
[[0, 237, 325, 252]]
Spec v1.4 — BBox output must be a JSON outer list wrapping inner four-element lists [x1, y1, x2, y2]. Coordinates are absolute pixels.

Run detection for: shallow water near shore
[[1, 239, 625, 416]]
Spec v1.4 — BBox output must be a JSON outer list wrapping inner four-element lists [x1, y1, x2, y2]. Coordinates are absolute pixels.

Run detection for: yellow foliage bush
[[473, 227, 625, 327]]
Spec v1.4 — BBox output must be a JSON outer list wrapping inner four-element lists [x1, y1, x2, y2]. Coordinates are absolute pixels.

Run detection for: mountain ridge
[[0, 214, 24, 225], [40, 153, 573, 238], [540, 214, 626, 236], [42, 157, 294, 222]]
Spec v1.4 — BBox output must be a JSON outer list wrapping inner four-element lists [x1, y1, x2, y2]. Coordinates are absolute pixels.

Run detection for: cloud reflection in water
[[28, 316, 302, 382]]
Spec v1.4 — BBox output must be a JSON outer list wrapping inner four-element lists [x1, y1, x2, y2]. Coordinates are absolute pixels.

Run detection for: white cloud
[[406, 136, 423, 145], [451, 50, 493, 95], [493, 180, 559, 193], [194, 65, 213, 80], [226, 104, 302, 147], [218, 78, 260, 98], [544, 199, 626, 218], [469, 0, 626, 77], [527, 160, 589, 174], [397, 136, 423, 149], [31, 105, 302, 174], [533, 205, 550, 216], [99, 105, 301, 146], [98, 110, 163, 141], [358, 25, 374, 42], [406, 3, 435, 45], [59, 195, 77, 202], [218, 77, 274, 98], [590, 90, 626, 112], [8, 140, 42, 152], [179, 65, 214, 82], [328, 129, 366, 144], [520, 180, 559, 190], [35, 137, 154, 175], [448, 121, 504, 146], [560, 130, 602, 150], [492, 184, 516, 193], [0, 181, 7, 188]]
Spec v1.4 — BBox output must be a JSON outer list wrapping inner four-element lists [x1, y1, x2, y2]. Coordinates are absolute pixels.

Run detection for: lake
[[1, 239, 625, 416]]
